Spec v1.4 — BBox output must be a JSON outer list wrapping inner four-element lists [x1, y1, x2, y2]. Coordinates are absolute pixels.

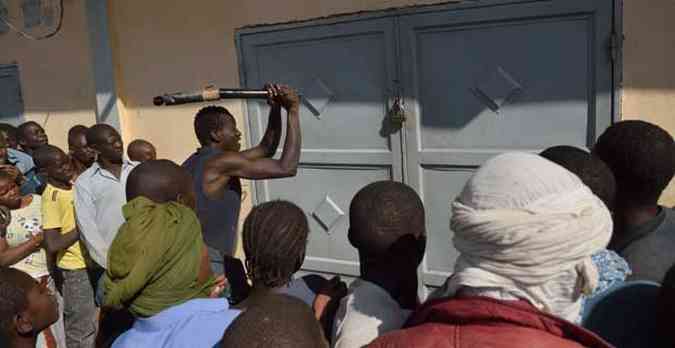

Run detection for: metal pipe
[[153, 88, 269, 106]]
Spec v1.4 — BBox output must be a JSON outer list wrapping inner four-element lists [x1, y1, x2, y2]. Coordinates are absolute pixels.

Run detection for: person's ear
[[244, 258, 253, 280], [209, 129, 222, 144], [89, 145, 100, 161], [176, 191, 196, 211], [347, 227, 358, 248], [294, 246, 307, 272], [413, 234, 427, 266], [176, 193, 186, 207], [14, 312, 33, 335]]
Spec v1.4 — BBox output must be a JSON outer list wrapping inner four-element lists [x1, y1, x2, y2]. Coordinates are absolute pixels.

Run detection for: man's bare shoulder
[[204, 150, 249, 172]]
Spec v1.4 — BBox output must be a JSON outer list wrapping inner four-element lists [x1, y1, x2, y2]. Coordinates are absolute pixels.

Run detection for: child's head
[[349, 181, 426, 273], [0, 268, 58, 342], [221, 294, 328, 348], [126, 159, 195, 209], [243, 201, 309, 289], [541, 145, 616, 210], [33, 145, 74, 187], [68, 125, 95, 167], [17, 122, 48, 152], [0, 124, 19, 150], [593, 120, 675, 206], [0, 132, 9, 166], [0, 171, 22, 209], [127, 139, 157, 163]]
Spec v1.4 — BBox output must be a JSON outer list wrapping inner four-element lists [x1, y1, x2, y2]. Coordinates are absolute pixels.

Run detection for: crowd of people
[[0, 83, 673, 348]]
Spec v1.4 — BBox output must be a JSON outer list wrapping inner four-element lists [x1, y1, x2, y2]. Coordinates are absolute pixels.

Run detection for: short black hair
[[221, 294, 327, 348], [0, 124, 18, 139], [243, 201, 309, 288], [0, 267, 31, 334], [541, 145, 617, 210], [127, 139, 156, 162], [85, 124, 118, 147], [67, 125, 89, 146], [594, 120, 675, 205], [126, 160, 192, 203], [17, 121, 41, 142], [194, 106, 233, 146], [349, 181, 425, 258], [32, 144, 64, 169]]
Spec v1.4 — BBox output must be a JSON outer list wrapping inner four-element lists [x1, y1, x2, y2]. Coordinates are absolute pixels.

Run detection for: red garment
[[368, 296, 613, 348]]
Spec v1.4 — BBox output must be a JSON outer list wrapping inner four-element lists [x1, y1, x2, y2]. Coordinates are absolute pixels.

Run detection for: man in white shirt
[[74, 124, 137, 270], [332, 181, 426, 348]]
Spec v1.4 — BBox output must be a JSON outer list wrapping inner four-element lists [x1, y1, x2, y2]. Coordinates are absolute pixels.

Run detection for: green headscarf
[[103, 196, 216, 318]]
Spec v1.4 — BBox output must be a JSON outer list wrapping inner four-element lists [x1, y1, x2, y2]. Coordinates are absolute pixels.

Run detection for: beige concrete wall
[[622, 0, 675, 206], [0, 0, 97, 151]]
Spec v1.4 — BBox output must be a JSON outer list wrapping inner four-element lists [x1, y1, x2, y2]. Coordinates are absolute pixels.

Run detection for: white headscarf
[[434, 153, 612, 322]]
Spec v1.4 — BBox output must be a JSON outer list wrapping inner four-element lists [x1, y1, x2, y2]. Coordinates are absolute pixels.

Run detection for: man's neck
[[609, 202, 661, 249], [20, 195, 33, 209], [234, 286, 272, 310], [47, 177, 72, 190], [98, 159, 123, 179], [71, 158, 89, 175], [204, 143, 225, 153], [361, 268, 418, 310], [615, 203, 660, 230]]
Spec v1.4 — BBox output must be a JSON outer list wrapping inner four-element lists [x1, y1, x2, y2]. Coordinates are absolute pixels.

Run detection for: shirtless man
[[182, 84, 301, 274]]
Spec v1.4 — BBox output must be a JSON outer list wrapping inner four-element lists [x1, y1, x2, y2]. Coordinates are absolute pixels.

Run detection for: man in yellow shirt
[[36, 145, 97, 348]]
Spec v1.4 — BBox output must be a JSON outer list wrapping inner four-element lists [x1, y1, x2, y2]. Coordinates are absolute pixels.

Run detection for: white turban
[[435, 152, 612, 322]]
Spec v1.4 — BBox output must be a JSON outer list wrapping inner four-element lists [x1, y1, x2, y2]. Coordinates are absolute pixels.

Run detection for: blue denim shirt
[[7, 148, 34, 174], [112, 299, 240, 348], [6, 148, 44, 195]]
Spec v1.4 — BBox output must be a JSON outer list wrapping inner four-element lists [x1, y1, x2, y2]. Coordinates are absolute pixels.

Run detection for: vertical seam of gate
[[393, 15, 409, 185], [611, 0, 623, 124]]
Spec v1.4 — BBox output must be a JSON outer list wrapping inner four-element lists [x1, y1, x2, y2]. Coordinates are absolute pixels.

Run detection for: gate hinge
[[609, 32, 623, 63]]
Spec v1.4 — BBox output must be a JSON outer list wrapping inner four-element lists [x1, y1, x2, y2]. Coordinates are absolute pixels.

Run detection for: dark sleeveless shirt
[[182, 147, 241, 255]]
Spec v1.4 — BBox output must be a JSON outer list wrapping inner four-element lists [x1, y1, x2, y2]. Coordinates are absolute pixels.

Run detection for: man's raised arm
[[203, 85, 301, 199], [239, 84, 283, 160]]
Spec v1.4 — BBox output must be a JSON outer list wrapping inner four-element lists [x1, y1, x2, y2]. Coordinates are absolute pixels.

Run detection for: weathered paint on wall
[[0, 0, 97, 151]]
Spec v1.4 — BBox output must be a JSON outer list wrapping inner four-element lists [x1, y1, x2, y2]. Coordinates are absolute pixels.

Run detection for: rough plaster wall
[[0, 0, 97, 151], [621, 0, 675, 206]]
